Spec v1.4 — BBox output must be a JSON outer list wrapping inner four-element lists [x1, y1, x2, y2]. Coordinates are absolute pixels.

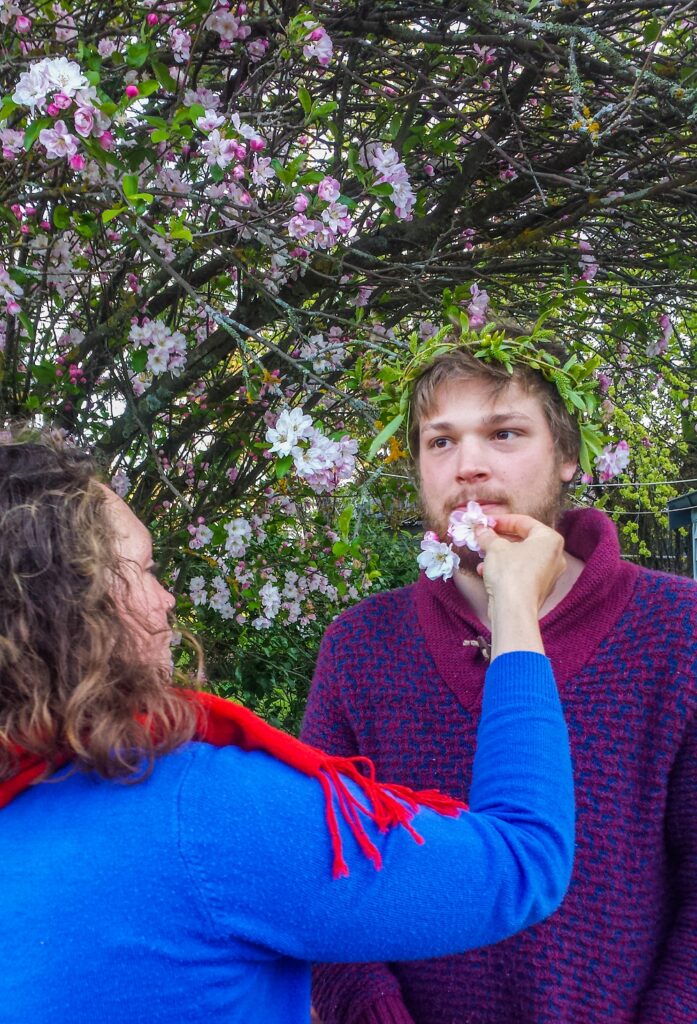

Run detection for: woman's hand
[[474, 515, 566, 660]]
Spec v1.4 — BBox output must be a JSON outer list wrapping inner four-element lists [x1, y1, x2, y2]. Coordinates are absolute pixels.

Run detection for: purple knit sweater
[[301, 508, 697, 1024]]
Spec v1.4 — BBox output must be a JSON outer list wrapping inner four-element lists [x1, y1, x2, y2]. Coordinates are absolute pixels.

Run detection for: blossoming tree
[[1, 0, 695, 723]]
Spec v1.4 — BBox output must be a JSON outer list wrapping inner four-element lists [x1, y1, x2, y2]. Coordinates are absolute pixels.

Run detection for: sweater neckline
[[414, 508, 640, 709]]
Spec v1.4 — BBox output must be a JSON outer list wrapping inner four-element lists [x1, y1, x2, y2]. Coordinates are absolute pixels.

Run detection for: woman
[[0, 435, 573, 1023]]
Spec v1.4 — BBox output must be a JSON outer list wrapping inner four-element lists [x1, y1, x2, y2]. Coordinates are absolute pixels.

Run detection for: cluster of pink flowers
[[0, 263, 23, 315], [188, 517, 214, 549], [265, 406, 357, 494], [594, 440, 630, 482], [363, 143, 416, 221], [12, 57, 112, 169], [286, 176, 353, 250], [198, 110, 267, 176], [206, 5, 251, 44], [224, 517, 253, 558], [129, 318, 188, 376], [298, 326, 347, 372]]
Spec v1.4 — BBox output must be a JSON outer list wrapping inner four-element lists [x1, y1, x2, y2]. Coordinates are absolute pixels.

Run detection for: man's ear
[[560, 459, 578, 484]]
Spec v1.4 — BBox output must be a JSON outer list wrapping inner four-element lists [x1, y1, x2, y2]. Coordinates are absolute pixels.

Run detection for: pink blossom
[[317, 176, 341, 202], [53, 92, 72, 110], [448, 501, 495, 553], [201, 129, 239, 168], [146, 13, 159, 26], [40, 120, 79, 160], [647, 313, 673, 357], [467, 282, 489, 328], [417, 534, 460, 581], [98, 130, 114, 150], [302, 23, 333, 66], [597, 373, 612, 395], [169, 26, 192, 63], [594, 440, 630, 482], [73, 106, 95, 137], [15, 15, 32, 33], [68, 153, 86, 171], [287, 213, 316, 240], [125, 84, 139, 99], [293, 193, 309, 213], [247, 38, 268, 62], [97, 39, 116, 58]]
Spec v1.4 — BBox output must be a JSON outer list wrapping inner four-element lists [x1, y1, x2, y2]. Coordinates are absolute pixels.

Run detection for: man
[[301, 346, 697, 1024]]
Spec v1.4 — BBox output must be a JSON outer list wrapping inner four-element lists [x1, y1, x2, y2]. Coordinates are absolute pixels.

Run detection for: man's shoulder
[[628, 562, 697, 610], [325, 582, 418, 637]]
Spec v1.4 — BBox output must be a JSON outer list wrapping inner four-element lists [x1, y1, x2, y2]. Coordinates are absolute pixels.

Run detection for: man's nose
[[454, 438, 490, 482]]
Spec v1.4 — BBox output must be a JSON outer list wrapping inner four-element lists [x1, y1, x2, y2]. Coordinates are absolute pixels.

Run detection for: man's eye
[[494, 430, 517, 441], [431, 437, 450, 448]]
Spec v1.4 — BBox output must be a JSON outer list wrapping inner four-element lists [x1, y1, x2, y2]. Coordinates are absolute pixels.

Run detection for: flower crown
[[371, 308, 610, 477]]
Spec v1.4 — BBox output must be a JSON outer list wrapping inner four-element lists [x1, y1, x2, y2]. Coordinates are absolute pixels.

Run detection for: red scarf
[[0, 690, 466, 878]]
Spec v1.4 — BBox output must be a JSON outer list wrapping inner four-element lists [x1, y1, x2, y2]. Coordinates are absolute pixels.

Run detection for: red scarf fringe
[[0, 690, 467, 878]]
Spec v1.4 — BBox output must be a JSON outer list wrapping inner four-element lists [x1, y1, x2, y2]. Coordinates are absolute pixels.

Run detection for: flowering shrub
[[0, 0, 694, 711]]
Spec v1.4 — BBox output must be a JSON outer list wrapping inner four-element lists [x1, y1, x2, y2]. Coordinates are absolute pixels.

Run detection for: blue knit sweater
[[0, 653, 572, 1024]]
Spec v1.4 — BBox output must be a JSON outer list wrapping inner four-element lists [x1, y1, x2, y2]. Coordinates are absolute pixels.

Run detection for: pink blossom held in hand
[[447, 501, 496, 554]]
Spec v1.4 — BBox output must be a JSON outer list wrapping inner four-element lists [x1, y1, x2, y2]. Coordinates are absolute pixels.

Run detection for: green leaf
[[23, 118, 50, 152], [274, 454, 294, 479], [150, 127, 169, 144], [332, 541, 349, 557], [337, 505, 353, 541], [126, 42, 151, 68], [643, 18, 660, 43], [131, 348, 148, 373], [309, 101, 338, 121], [0, 97, 19, 121], [152, 60, 177, 92], [368, 413, 404, 460], [101, 206, 127, 224], [19, 312, 36, 342], [85, 70, 101, 86], [369, 182, 394, 196], [137, 79, 159, 98], [122, 173, 139, 199], [52, 205, 71, 230], [298, 86, 312, 115]]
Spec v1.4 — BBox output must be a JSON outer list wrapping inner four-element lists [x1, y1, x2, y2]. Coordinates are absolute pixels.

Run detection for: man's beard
[[420, 478, 568, 575]]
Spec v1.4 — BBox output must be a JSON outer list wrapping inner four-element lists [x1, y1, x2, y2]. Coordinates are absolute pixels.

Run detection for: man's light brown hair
[[407, 341, 581, 468]]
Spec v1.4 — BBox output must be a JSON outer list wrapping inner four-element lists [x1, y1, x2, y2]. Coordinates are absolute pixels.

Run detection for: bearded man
[[301, 346, 697, 1024]]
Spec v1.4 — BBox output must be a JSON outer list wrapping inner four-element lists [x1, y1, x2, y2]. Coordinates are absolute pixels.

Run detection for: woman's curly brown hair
[[0, 431, 198, 783]]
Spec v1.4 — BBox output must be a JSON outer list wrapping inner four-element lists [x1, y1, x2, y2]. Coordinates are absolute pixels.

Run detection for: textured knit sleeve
[[302, 623, 417, 1024], [637, 678, 697, 1023], [178, 653, 573, 998]]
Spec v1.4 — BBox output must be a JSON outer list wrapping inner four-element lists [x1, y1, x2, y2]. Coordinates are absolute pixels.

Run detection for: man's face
[[417, 377, 577, 570]]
